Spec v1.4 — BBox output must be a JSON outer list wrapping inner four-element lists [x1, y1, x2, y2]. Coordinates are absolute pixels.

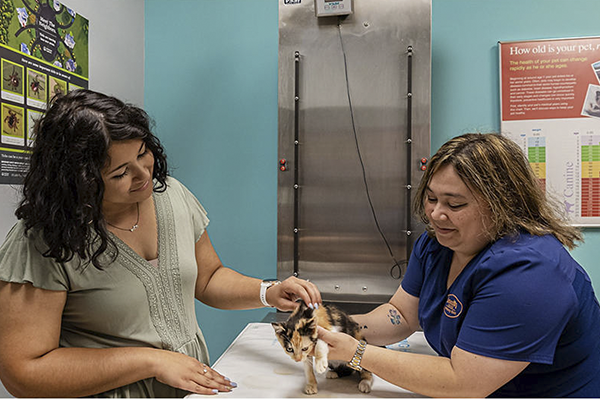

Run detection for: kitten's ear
[[306, 316, 319, 339], [297, 300, 308, 311], [271, 322, 285, 335], [298, 316, 318, 337], [301, 304, 315, 319]]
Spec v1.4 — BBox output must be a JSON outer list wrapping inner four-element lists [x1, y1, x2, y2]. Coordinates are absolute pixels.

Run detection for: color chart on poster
[[0, 0, 88, 184], [500, 37, 600, 226]]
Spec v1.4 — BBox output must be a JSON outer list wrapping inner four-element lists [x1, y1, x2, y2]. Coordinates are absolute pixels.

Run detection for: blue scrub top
[[402, 232, 600, 397]]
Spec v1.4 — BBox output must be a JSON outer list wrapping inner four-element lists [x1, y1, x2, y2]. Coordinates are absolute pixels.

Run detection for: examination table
[[187, 322, 437, 398]]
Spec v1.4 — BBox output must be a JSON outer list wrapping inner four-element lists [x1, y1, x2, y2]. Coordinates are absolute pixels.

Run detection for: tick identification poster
[[0, 0, 88, 184]]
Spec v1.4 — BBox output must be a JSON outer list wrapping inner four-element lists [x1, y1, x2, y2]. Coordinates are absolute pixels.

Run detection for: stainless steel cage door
[[277, 0, 431, 304]]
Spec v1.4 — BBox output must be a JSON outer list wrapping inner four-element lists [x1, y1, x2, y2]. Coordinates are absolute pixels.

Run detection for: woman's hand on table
[[153, 349, 237, 395], [317, 326, 359, 362], [266, 276, 322, 311]]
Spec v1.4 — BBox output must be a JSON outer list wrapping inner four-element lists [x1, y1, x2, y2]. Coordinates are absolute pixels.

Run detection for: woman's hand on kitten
[[317, 326, 359, 363], [266, 276, 322, 311]]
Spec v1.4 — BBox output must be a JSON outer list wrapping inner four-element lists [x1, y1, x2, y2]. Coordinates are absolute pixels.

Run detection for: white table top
[[187, 322, 437, 398]]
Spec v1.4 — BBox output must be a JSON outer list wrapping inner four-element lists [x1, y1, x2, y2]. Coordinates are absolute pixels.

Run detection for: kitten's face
[[272, 312, 317, 362]]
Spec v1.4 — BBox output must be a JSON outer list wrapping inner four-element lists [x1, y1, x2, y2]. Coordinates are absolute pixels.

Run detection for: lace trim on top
[[110, 190, 192, 351]]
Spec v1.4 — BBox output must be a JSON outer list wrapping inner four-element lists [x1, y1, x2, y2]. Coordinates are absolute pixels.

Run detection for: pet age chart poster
[[500, 36, 600, 226], [0, 0, 88, 184]]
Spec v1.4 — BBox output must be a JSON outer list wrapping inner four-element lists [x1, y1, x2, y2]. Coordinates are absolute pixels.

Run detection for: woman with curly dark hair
[[0, 89, 322, 397], [16, 88, 169, 271]]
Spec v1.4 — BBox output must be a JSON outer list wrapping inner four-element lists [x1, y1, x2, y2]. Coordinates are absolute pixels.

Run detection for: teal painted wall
[[145, 0, 600, 361], [429, 0, 600, 295], [144, 0, 278, 362]]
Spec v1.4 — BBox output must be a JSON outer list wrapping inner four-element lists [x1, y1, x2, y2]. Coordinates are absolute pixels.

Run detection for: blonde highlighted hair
[[413, 133, 582, 249]]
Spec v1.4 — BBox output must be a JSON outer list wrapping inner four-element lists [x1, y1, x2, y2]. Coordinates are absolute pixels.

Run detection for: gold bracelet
[[348, 340, 367, 371]]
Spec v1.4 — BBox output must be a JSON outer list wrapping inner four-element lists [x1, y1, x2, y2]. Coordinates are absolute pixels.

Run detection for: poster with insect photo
[[0, 0, 88, 184]]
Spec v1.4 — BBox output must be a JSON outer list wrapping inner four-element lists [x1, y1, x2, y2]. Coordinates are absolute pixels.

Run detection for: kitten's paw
[[314, 357, 328, 374], [358, 378, 373, 393], [326, 370, 339, 379], [304, 383, 318, 395]]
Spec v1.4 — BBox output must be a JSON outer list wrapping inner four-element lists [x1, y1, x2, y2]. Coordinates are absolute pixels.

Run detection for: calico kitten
[[271, 302, 373, 395]]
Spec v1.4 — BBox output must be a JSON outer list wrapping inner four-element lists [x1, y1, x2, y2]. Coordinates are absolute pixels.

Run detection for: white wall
[[65, 0, 145, 106], [0, 1, 144, 397]]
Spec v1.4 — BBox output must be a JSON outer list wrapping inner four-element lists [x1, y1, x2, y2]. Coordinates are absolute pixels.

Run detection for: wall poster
[[500, 37, 600, 226], [0, 0, 88, 184]]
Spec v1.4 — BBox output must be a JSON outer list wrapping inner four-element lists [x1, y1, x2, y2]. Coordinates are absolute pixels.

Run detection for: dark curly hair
[[16, 89, 169, 269]]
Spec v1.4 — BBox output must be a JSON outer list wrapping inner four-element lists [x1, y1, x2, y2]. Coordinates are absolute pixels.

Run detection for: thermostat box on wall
[[315, 0, 353, 17]]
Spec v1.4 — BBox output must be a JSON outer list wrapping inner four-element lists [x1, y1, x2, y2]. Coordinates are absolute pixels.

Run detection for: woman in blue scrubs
[[318, 133, 600, 397]]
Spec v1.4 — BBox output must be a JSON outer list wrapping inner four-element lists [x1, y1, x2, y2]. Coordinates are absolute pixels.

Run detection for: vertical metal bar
[[405, 46, 414, 264], [293, 51, 300, 277]]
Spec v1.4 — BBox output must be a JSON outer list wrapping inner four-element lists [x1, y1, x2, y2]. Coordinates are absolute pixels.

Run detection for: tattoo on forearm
[[387, 309, 402, 325]]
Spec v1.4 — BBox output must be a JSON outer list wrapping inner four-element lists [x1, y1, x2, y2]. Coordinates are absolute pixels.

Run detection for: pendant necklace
[[106, 202, 140, 232]]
